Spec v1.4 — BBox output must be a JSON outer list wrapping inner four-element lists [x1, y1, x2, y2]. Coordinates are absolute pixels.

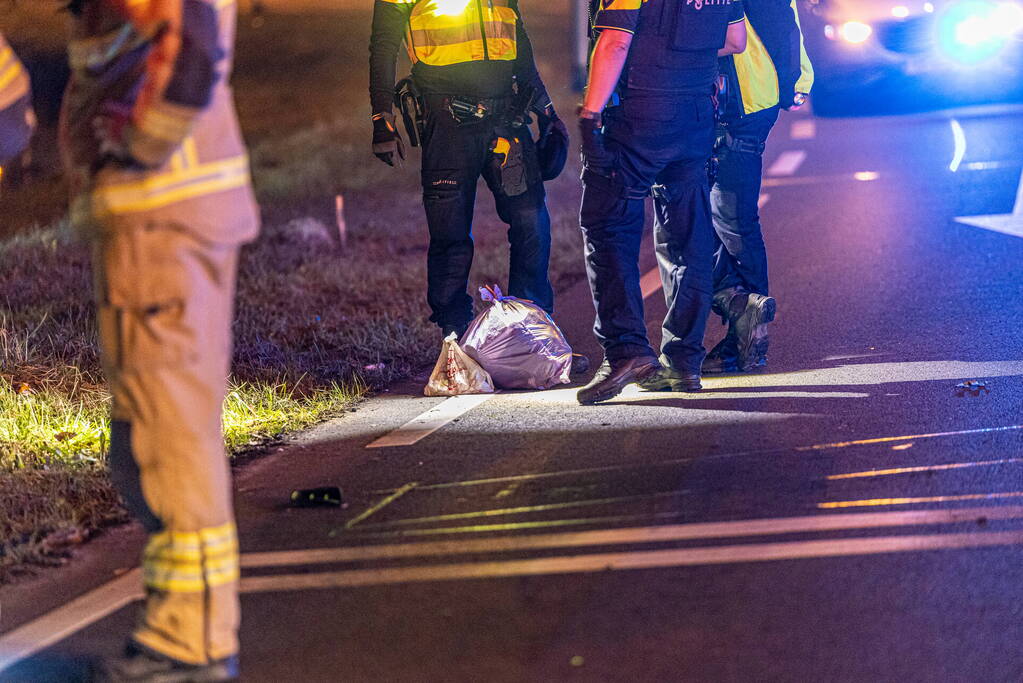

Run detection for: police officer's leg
[[94, 224, 240, 668], [579, 169, 652, 360], [710, 105, 779, 299], [652, 163, 717, 377], [421, 104, 487, 336], [483, 131, 554, 315], [709, 106, 780, 371]]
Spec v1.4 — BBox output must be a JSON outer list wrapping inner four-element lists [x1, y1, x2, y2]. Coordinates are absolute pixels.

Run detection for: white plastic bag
[[424, 333, 496, 396], [461, 285, 572, 390]]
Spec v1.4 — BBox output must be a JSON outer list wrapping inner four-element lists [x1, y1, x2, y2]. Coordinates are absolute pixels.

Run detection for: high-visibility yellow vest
[[732, 0, 814, 115], [382, 0, 519, 67]]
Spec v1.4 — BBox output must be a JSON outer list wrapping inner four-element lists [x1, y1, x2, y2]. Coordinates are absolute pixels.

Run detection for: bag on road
[[424, 333, 495, 396], [461, 286, 572, 390]]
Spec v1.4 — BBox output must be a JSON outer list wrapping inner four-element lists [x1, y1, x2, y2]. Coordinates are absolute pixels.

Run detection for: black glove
[[372, 112, 406, 167], [577, 110, 614, 173], [535, 106, 570, 181]]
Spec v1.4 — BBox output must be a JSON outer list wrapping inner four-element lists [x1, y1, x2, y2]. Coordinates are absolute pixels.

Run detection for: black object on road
[[290, 487, 344, 508]]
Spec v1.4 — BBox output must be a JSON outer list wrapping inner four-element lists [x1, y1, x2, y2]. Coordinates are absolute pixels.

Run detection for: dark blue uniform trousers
[[420, 97, 554, 333], [580, 94, 718, 374], [711, 104, 780, 308]]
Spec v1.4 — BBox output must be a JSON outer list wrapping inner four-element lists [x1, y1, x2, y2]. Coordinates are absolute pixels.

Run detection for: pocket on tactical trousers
[[97, 225, 200, 371]]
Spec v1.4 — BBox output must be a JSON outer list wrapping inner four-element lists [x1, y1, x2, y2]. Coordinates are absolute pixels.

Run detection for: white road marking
[[365, 394, 494, 449], [790, 120, 817, 140], [766, 150, 807, 176], [242, 506, 1023, 568], [955, 169, 1023, 238], [239, 531, 1023, 593], [0, 569, 142, 675], [4, 508, 1020, 673], [949, 119, 966, 172], [639, 268, 661, 299]]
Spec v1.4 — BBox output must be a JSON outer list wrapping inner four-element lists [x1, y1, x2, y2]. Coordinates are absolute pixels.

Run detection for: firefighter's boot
[[92, 642, 239, 682]]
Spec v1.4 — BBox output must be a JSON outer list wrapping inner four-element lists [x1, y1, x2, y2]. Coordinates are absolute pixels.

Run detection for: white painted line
[[758, 193, 770, 209], [949, 118, 966, 172], [956, 169, 1023, 238], [242, 506, 1023, 568], [0, 569, 142, 675], [366, 394, 494, 449], [5, 509, 1021, 672], [639, 267, 661, 300], [239, 531, 1023, 593], [766, 150, 807, 177], [790, 120, 816, 140]]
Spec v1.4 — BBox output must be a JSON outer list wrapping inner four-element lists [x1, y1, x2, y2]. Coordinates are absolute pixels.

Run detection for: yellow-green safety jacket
[[723, 0, 814, 116], [370, 0, 551, 114]]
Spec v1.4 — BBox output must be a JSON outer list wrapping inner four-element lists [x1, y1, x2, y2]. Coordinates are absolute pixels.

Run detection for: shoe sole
[[737, 295, 775, 373], [639, 376, 702, 392], [578, 363, 659, 405]]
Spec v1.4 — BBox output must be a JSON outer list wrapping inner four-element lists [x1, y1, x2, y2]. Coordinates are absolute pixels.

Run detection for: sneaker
[[637, 366, 702, 392], [577, 356, 660, 405], [733, 293, 776, 371], [91, 642, 239, 682]]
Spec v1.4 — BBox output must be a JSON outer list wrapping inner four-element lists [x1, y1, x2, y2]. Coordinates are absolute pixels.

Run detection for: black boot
[[577, 356, 660, 405], [92, 642, 239, 683], [638, 366, 702, 392], [734, 293, 776, 372], [702, 333, 740, 374]]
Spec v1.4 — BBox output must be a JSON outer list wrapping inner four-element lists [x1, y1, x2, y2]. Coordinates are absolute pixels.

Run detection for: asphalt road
[[3, 102, 1023, 681]]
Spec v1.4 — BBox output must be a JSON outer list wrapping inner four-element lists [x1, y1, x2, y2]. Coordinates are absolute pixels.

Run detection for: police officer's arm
[[0, 33, 36, 166], [119, 0, 223, 168], [369, 0, 413, 116], [369, 0, 412, 165], [510, 2, 554, 114], [718, 3, 747, 56], [791, 0, 815, 98], [581, 29, 633, 116]]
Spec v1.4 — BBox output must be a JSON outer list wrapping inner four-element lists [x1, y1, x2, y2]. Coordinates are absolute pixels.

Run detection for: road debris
[[290, 487, 344, 508], [955, 380, 989, 397]]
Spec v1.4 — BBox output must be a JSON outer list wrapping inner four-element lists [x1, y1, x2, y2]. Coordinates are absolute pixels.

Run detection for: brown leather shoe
[[577, 356, 660, 405]]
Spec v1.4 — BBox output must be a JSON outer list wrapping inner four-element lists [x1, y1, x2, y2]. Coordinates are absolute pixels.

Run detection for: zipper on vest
[[476, 0, 490, 60]]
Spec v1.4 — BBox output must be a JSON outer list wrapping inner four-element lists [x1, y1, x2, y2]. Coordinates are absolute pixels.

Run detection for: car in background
[[799, 0, 1023, 114]]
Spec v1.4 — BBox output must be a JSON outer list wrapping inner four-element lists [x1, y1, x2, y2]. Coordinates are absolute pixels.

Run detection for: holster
[[489, 128, 528, 197], [394, 77, 425, 147]]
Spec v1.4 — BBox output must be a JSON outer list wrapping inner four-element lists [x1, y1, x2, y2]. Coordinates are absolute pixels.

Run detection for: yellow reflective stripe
[[0, 52, 24, 94], [414, 38, 516, 65], [143, 522, 239, 593], [181, 137, 200, 168], [93, 155, 250, 215]]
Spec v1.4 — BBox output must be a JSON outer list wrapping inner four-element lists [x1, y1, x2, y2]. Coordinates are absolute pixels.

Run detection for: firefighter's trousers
[[710, 104, 779, 313], [580, 94, 718, 374], [420, 95, 554, 333], [93, 222, 240, 665]]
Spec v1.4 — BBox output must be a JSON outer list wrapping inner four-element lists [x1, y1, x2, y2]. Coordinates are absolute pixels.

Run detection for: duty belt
[[717, 129, 767, 156], [424, 94, 513, 125]]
